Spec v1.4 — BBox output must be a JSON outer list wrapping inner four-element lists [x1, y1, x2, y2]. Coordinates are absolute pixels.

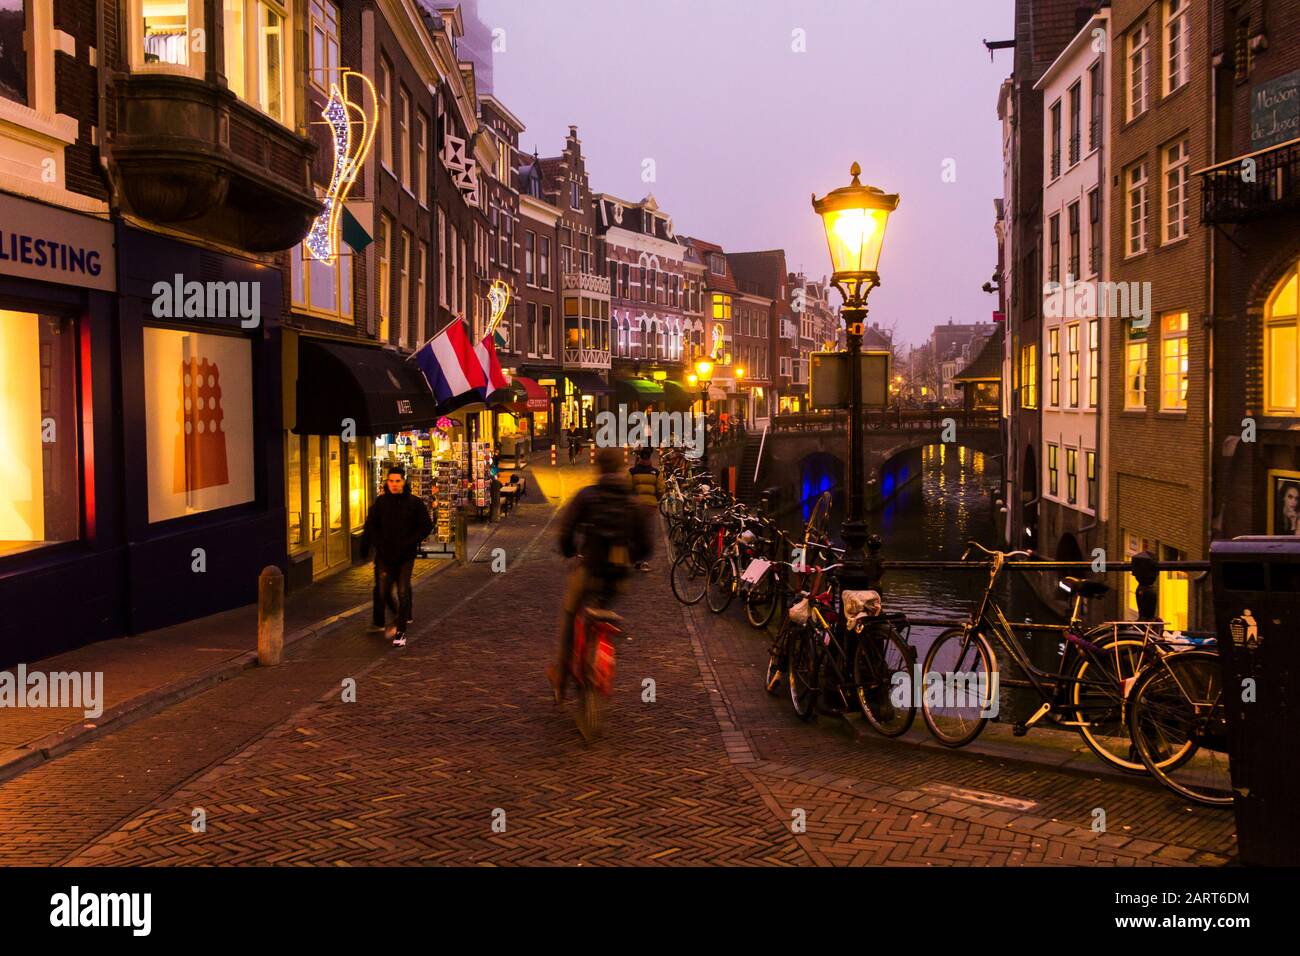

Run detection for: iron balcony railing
[[1200, 137, 1300, 224]]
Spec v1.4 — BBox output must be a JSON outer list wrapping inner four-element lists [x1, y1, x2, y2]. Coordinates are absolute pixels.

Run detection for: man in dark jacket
[[547, 446, 652, 701], [628, 447, 664, 572], [361, 466, 433, 646]]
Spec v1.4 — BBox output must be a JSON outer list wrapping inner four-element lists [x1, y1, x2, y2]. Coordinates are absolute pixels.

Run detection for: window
[[308, 0, 339, 91], [1088, 61, 1103, 151], [1020, 343, 1038, 408], [570, 181, 581, 210], [1067, 323, 1080, 407], [608, 261, 618, 298], [416, 241, 427, 342], [498, 209, 511, 267], [1067, 201, 1080, 280], [1087, 188, 1101, 275], [1066, 448, 1078, 504], [437, 207, 447, 307], [1264, 260, 1300, 414], [1128, 22, 1150, 120], [526, 302, 538, 357], [620, 263, 629, 299], [1048, 213, 1060, 283], [710, 253, 725, 275], [1127, 161, 1148, 256], [1161, 311, 1189, 410], [1234, 15, 1252, 83], [580, 233, 591, 274], [378, 58, 391, 169], [1125, 321, 1148, 408], [1088, 319, 1099, 407], [524, 230, 535, 286], [0, 310, 80, 552], [416, 112, 428, 204], [257, 1, 288, 122], [1050, 101, 1062, 178], [539, 236, 551, 290], [141, 0, 192, 67], [142, 327, 254, 522], [397, 89, 410, 190], [541, 305, 552, 357], [1048, 444, 1059, 497], [290, 241, 353, 321], [398, 229, 411, 347], [1165, 0, 1190, 95], [1048, 327, 1060, 406], [224, 0, 246, 97], [1163, 137, 1190, 243], [1068, 82, 1081, 166], [377, 215, 391, 340], [644, 214, 654, 235], [1086, 451, 1097, 511]]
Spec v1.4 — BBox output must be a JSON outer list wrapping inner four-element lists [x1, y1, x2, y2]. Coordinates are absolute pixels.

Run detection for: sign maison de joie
[[0, 192, 116, 292], [1251, 68, 1300, 150]]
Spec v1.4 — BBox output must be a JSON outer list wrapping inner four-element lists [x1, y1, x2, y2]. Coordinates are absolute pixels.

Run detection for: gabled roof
[[681, 237, 739, 294], [726, 249, 788, 299]]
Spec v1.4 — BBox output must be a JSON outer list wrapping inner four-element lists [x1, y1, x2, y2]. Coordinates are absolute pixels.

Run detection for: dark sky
[[479, 0, 1016, 345]]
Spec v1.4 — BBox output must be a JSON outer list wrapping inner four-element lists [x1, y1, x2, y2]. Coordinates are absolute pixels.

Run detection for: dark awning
[[615, 377, 665, 404], [661, 380, 694, 411], [565, 370, 612, 395], [294, 338, 438, 435]]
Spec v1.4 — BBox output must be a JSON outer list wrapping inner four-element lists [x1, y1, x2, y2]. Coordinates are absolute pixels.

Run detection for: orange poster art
[[173, 356, 230, 493]]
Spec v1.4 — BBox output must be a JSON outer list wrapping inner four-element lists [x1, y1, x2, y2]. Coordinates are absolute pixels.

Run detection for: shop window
[[142, 328, 255, 523], [0, 311, 79, 556], [140, 0, 195, 68], [286, 432, 304, 552], [1264, 261, 1299, 415]]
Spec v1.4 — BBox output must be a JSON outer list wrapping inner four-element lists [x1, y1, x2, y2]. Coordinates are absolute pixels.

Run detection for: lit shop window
[[1160, 311, 1189, 410], [0, 310, 80, 556], [291, 240, 353, 321], [142, 328, 255, 523], [139, 0, 195, 67], [1264, 260, 1299, 415]]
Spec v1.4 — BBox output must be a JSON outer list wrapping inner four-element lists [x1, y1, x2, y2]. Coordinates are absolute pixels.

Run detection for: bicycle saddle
[[583, 608, 624, 624], [1059, 576, 1109, 598]]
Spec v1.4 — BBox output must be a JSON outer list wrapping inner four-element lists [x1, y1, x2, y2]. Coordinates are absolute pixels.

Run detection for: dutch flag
[[411, 318, 511, 411]]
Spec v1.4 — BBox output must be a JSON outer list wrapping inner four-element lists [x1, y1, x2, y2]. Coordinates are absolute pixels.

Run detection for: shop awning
[[513, 375, 550, 410], [293, 338, 438, 435], [707, 385, 728, 402], [660, 380, 694, 411], [616, 377, 665, 401], [565, 370, 612, 395]]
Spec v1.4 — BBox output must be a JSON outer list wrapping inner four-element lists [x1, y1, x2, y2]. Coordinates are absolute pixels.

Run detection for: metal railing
[[1200, 138, 1300, 223], [770, 408, 1000, 433]]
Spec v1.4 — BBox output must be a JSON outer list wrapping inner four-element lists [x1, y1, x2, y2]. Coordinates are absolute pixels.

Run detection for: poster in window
[[1267, 469, 1300, 536], [144, 328, 255, 522]]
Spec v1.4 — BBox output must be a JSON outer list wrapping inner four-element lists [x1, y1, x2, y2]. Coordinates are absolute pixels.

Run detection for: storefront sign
[[0, 193, 115, 292], [1251, 69, 1300, 150]]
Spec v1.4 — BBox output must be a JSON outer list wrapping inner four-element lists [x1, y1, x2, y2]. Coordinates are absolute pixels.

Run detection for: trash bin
[[1210, 537, 1300, 866]]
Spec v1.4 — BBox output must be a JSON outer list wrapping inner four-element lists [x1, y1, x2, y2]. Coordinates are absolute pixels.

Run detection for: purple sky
[[480, 0, 1015, 345]]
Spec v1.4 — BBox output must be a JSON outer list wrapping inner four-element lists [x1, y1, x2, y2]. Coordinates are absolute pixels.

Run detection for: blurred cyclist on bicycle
[[547, 446, 652, 702]]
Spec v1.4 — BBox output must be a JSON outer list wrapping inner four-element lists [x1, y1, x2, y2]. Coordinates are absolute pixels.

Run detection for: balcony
[[109, 72, 320, 252], [1200, 139, 1300, 224], [561, 272, 611, 295], [564, 347, 611, 368]]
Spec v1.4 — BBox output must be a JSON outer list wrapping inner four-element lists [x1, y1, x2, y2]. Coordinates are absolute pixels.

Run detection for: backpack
[[579, 483, 635, 581]]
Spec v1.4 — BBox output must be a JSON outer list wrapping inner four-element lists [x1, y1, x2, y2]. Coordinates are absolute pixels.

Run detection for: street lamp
[[695, 358, 714, 467], [812, 162, 898, 590]]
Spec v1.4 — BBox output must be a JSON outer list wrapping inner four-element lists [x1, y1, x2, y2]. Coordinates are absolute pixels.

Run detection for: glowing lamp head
[[695, 359, 714, 383], [687, 373, 698, 386], [811, 162, 898, 304], [735, 367, 746, 380]]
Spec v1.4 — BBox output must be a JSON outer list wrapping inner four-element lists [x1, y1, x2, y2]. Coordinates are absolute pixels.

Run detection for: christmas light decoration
[[305, 70, 378, 265]]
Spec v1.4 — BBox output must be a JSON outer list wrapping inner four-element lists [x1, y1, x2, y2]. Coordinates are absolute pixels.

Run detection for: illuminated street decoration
[[710, 322, 725, 360], [486, 279, 511, 335], [305, 71, 378, 265]]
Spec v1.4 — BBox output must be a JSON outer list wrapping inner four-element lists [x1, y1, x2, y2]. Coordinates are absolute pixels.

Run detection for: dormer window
[[644, 214, 654, 235], [709, 253, 725, 275]]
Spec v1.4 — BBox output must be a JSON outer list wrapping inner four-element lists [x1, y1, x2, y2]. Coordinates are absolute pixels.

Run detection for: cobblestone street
[[0, 463, 1236, 866]]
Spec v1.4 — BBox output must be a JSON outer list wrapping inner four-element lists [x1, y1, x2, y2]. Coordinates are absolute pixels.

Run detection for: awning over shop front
[[707, 386, 728, 402], [615, 377, 665, 404], [513, 375, 550, 410], [660, 380, 694, 411], [565, 371, 612, 395], [293, 338, 438, 435]]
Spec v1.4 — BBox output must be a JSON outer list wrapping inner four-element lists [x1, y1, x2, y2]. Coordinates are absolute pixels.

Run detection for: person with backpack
[[628, 447, 665, 572], [361, 466, 433, 647], [547, 446, 652, 702]]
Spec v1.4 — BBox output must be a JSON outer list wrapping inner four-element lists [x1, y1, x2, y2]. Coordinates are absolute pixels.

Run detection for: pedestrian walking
[[568, 426, 583, 465], [361, 466, 433, 647], [628, 447, 664, 572]]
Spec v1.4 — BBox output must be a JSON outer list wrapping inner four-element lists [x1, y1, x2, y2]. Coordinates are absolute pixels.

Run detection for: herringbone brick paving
[[0, 463, 1237, 865]]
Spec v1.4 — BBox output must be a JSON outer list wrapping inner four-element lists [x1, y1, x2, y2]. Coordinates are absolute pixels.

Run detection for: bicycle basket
[[842, 589, 882, 630], [788, 597, 811, 625]]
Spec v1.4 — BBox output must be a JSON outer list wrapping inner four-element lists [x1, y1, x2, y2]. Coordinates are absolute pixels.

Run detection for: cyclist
[[628, 447, 665, 572], [547, 446, 652, 703]]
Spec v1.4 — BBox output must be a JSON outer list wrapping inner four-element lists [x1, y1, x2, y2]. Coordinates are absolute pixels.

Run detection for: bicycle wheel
[[1067, 631, 1150, 773], [705, 557, 737, 614], [766, 621, 792, 694], [745, 570, 780, 629], [670, 549, 709, 605], [787, 625, 819, 721], [854, 623, 917, 737], [920, 626, 996, 747], [1127, 650, 1233, 807]]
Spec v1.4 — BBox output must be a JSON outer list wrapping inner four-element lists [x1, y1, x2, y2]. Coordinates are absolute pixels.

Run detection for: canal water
[[780, 443, 1056, 647]]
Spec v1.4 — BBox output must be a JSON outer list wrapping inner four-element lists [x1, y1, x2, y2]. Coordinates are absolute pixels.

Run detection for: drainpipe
[[94, 0, 113, 204], [1203, 32, 1219, 629]]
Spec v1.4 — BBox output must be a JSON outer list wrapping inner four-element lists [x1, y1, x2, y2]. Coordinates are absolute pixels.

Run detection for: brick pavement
[[0, 461, 1238, 865]]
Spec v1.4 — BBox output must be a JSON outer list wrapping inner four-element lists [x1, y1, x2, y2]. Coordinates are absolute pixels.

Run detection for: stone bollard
[[257, 565, 284, 666]]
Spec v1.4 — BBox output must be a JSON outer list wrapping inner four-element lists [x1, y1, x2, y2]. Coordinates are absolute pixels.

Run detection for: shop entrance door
[[302, 434, 350, 579]]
